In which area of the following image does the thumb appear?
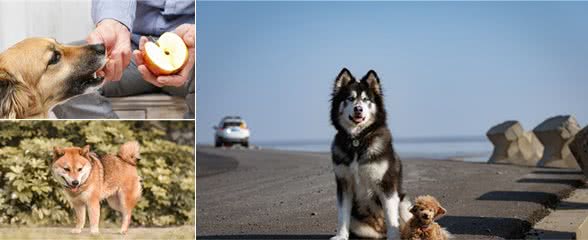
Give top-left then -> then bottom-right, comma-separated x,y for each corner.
183,31 -> 195,48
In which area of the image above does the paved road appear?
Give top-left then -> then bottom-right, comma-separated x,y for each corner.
196,146 -> 584,239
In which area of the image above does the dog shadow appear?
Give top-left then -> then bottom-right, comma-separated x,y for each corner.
438,215 -> 531,238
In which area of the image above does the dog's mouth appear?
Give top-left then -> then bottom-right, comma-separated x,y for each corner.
89,60 -> 107,84
87,72 -> 104,85
349,114 -> 365,124
62,177 -> 81,193
77,61 -> 107,92
418,216 -> 434,225
68,186 -> 80,192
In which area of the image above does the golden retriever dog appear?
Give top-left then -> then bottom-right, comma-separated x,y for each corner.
0,38 -> 106,118
401,195 -> 451,240
52,142 -> 142,234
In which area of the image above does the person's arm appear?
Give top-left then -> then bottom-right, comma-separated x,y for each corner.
91,0 -> 136,30
88,0 -> 136,81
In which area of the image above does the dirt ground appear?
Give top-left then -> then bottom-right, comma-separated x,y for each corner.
0,225 -> 194,240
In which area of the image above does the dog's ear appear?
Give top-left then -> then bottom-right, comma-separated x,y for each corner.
333,68 -> 355,93
410,205 -> 418,214
80,145 -> 90,157
53,147 -> 64,160
434,206 -> 447,220
0,69 -> 17,117
0,68 -> 32,118
361,70 -> 382,95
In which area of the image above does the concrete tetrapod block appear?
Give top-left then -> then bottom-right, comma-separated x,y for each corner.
487,120 -> 543,166
533,115 -> 581,169
570,126 -> 588,177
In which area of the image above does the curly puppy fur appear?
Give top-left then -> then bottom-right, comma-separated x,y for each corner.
401,195 -> 451,240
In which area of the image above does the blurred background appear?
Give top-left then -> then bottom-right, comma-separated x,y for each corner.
0,0 -> 92,50
0,121 -> 194,238
197,1 -> 588,161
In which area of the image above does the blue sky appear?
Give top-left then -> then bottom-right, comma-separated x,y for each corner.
197,1 -> 588,143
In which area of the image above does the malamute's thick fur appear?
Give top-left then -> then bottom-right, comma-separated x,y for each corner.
330,68 -> 411,240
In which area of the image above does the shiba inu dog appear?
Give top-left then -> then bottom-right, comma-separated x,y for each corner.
52,141 -> 142,234
329,68 -> 411,239
0,38 -> 106,118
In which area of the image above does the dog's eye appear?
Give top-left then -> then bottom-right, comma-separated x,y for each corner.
78,168 -> 82,171
362,97 -> 369,102
64,167 -> 70,172
48,51 -> 61,65
347,96 -> 355,101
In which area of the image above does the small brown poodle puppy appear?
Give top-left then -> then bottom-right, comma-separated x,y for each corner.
401,195 -> 451,240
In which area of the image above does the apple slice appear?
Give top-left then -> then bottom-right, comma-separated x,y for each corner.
143,32 -> 189,75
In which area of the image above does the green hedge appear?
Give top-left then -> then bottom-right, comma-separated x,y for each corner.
0,121 -> 195,226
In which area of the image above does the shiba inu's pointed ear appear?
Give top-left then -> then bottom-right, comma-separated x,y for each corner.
53,147 -> 64,159
334,68 -> 355,93
81,145 -> 90,156
361,70 -> 382,95
434,206 -> 447,220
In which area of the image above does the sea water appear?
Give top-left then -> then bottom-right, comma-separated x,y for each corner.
256,136 -> 492,162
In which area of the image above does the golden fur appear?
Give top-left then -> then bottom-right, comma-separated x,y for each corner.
52,141 -> 142,234
0,38 -> 105,118
401,195 -> 451,240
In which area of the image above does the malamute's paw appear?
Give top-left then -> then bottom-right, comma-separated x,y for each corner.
386,226 -> 400,240
90,228 -> 100,235
330,234 -> 349,240
120,229 -> 128,235
70,228 -> 82,234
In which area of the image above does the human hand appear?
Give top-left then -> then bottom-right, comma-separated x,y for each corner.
133,24 -> 195,87
86,19 -> 132,81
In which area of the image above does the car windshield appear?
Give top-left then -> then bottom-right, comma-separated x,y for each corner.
223,122 -> 242,128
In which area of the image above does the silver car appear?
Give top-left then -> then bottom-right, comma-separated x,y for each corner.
214,116 -> 250,147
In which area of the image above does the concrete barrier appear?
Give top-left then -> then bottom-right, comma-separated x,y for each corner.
487,120 -> 543,166
570,126 -> 588,177
533,115 -> 581,169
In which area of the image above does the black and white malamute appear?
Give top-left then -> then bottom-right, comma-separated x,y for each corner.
329,68 -> 411,240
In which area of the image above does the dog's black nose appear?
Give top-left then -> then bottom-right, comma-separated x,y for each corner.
71,180 -> 79,186
422,213 -> 429,219
354,106 -> 363,113
90,44 -> 106,55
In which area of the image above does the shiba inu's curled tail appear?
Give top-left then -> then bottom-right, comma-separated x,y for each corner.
118,141 -> 140,165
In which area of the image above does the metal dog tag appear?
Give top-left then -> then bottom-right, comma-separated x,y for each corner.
352,139 -> 360,147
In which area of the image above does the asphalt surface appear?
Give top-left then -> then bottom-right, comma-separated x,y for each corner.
196,145 -> 585,239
